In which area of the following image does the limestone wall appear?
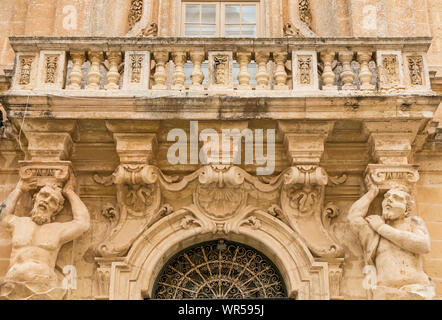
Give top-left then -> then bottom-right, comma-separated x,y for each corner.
0,0 -> 441,300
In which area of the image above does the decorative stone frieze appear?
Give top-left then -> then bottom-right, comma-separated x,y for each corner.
12,52 -> 38,90
377,50 -> 405,90
292,51 -> 318,90
37,51 -> 66,90
123,51 -> 150,90
403,53 -> 431,90
209,52 -> 233,90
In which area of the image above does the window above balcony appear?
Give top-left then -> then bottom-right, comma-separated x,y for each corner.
181,1 -> 260,37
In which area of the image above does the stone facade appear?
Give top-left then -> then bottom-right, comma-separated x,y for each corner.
0,0 -> 441,300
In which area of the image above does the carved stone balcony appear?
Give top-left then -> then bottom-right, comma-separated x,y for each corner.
2,36 -> 440,122
6,36 -> 435,94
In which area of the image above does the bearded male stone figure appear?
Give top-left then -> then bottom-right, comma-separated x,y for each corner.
0,176 -> 90,299
349,183 -> 434,299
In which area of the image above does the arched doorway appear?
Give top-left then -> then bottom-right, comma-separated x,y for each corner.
153,239 -> 287,299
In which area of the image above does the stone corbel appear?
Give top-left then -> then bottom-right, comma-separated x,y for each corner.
364,120 -> 422,192
14,119 -> 78,162
93,121 -> 164,257
12,119 -> 78,189
363,121 -> 423,165
278,121 -> 345,258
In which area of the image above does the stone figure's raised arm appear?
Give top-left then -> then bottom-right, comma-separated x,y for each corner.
58,178 -> 90,243
0,179 -> 37,229
375,216 -> 431,254
348,184 -> 379,224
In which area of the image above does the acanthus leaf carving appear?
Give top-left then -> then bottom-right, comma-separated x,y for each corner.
93,163 -> 345,260
128,0 -> 143,30
280,165 -> 345,258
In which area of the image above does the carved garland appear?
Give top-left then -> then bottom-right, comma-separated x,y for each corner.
299,0 -> 313,29
94,163 -> 346,259
128,0 -> 143,30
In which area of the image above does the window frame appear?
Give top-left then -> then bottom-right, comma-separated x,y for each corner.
181,1 -> 261,37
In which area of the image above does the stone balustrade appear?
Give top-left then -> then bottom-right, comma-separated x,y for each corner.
8,36 -> 433,94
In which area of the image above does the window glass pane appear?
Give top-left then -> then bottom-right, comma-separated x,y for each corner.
184,62 -> 193,83
242,25 -> 256,37
233,61 -> 257,84
185,5 -> 200,23
201,5 -> 216,24
226,5 -> 241,24
201,24 -> 216,37
225,25 -> 241,37
202,62 -> 209,84
249,62 -> 257,83
184,61 -> 209,84
185,24 -> 200,37
233,62 -> 240,83
241,5 -> 256,24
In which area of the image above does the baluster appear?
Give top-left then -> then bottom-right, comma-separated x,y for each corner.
255,52 -> 270,90
320,51 -> 336,90
172,51 -> 187,91
357,51 -> 375,90
237,52 -> 251,90
66,51 -> 85,90
86,51 -> 103,90
190,51 -> 205,90
273,52 -> 288,90
105,52 -> 122,90
152,51 -> 169,90
339,51 -> 355,89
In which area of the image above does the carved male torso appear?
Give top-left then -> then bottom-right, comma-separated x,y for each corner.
375,217 -> 430,288
5,216 -> 66,283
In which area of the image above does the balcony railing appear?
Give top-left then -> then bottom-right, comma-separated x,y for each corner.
7,37 -> 433,95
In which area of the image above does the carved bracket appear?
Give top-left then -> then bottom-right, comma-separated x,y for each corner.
280,165 -> 345,258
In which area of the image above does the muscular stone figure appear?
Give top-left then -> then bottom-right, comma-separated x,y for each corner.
348,183 -> 434,299
0,176 -> 90,300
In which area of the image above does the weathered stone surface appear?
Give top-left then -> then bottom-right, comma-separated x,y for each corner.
0,0 -> 441,301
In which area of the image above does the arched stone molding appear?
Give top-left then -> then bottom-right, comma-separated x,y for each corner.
107,208 -> 332,300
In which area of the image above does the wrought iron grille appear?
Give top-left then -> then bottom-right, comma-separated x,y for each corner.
153,240 -> 287,299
